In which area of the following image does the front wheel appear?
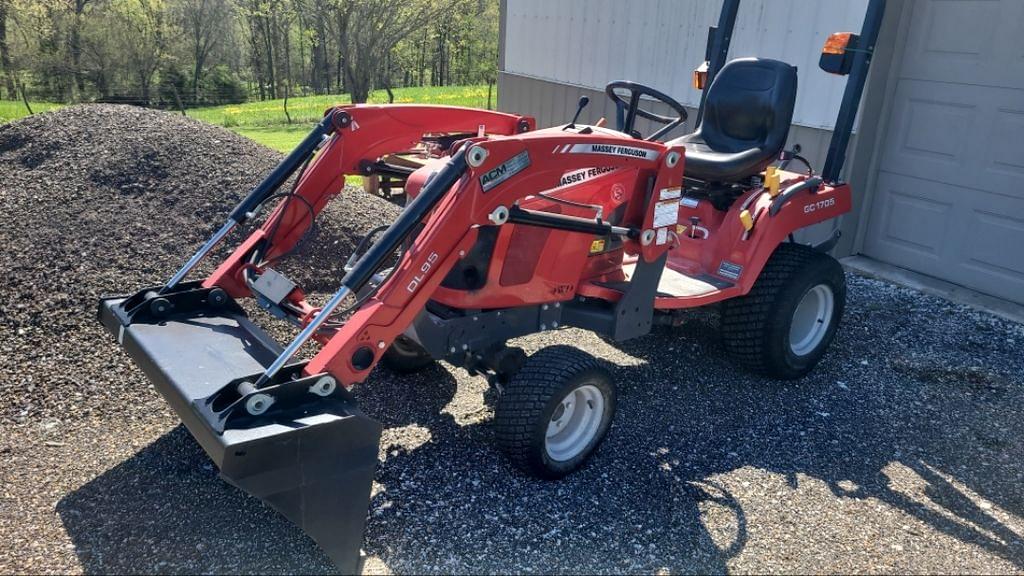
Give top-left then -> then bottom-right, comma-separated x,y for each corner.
720,243 -> 846,379
493,346 -> 616,479
380,336 -> 435,374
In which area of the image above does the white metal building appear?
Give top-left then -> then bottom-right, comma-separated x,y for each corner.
497,0 -> 1024,306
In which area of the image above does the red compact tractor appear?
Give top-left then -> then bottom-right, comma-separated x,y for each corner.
98,0 -> 885,570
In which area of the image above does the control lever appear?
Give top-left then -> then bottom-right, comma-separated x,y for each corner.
567,96 -> 590,129
687,216 -> 709,240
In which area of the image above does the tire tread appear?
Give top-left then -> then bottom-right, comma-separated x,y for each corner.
494,346 -> 607,478
720,243 -> 840,376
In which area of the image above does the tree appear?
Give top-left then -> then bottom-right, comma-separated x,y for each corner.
113,0 -> 172,102
389,0 -> 496,90
176,0 -> 232,102
0,0 -> 17,99
333,0 -> 457,103
235,0 -> 293,100
1,0 -> 499,104
79,6 -> 119,98
295,0 -> 331,94
68,0 -> 93,100
8,0 -> 76,100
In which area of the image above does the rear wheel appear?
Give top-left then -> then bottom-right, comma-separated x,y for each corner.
380,336 -> 435,374
494,346 -> 616,479
720,243 -> 846,379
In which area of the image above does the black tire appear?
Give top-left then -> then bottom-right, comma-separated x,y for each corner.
494,346 -> 616,479
720,243 -> 846,379
380,336 -> 435,374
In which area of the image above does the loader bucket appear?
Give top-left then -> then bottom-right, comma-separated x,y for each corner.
97,282 -> 382,573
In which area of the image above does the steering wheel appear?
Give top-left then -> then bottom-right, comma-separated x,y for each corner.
605,80 -> 688,141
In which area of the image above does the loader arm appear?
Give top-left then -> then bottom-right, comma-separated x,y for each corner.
206,105 -> 534,296
299,133 -> 686,382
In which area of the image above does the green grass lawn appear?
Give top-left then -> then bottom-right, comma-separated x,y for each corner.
1,84 -> 495,153
189,85 -> 495,124
194,85 -> 495,151
0,100 -> 64,123
229,125 -> 314,153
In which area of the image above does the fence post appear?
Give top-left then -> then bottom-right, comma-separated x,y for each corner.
283,79 -> 293,124
171,85 -> 187,116
20,85 -> 32,115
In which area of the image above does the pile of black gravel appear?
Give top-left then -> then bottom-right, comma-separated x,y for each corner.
0,105 -> 399,422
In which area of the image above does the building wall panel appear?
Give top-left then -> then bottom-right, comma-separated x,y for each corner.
503,0 -> 869,130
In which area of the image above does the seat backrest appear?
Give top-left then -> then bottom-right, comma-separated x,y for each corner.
698,58 -> 797,156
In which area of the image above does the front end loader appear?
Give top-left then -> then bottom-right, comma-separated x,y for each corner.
98,0 -> 885,570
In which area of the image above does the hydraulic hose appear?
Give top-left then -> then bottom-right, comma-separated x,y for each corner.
256,147 -> 469,384
162,111 -> 339,292
229,111 -> 338,224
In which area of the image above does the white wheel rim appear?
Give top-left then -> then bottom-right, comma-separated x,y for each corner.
545,384 -> 605,462
789,284 -> 835,357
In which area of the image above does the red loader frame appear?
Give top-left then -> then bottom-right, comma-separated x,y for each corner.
197,104 -> 845,389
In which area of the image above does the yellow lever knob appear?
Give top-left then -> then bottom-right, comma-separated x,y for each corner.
768,173 -> 781,197
740,209 -> 754,231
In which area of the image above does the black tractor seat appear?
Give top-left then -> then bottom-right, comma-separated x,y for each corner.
670,58 -> 797,183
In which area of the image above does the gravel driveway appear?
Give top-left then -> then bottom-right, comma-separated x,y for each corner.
1,106 -> 1022,574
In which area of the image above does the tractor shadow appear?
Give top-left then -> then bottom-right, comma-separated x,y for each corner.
57,295 -> 1024,573
55,425 -> 336,574
604,320 -> 1024,570
54,364 -> 462,575
355,303 -> 1024,572
356,348 -> 742,574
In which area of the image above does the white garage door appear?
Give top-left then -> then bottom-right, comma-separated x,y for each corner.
862,0 -> 1024,304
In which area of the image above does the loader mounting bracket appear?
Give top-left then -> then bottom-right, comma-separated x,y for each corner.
195,364 -> 351,435
410,303 -> 564,364
103,280 -> 239,325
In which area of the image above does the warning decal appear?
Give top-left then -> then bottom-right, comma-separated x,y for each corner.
653,200 -> 679,228
659,186 -> 682,200
717,260 -> 743,280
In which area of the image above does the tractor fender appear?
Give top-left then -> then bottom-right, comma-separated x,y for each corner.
719,177 -> 851,296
